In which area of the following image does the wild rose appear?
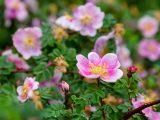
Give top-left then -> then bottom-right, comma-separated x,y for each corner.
138,39 -> 160,61
5,0 -> 28,21
17,77 -> 39,102
132,94 -> 160,120
138,16 -> 159,37
72,3 -> 104,36
2,49 -> 30,71
13,27 -> 42,60
76,52 -> 123,82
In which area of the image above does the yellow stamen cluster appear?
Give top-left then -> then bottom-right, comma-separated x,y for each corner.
80,15 -> 92,25
49,3 -> 57,14
154,11 -> 160,21
89,63 -> 108,76
65,14 -> 73,20
130,6 -> 139,17
32,91 -> 43,110
24,36 -> 34,47
114,23 -> 125,38
102,94 -> 124,105
11,1 -> 19,9
21,84 -> 30,100
148,44 -> 156,52
54,55 -> 69,73
144,22 -> 153,31
53,26 -> 68,41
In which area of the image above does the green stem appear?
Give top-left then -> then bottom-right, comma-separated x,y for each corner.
97,78 -> 106,120
127,78 -> 132,108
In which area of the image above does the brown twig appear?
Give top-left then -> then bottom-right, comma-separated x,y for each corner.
121,99 -> 160,120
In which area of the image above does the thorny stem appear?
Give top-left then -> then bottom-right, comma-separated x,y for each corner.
97,78 -> 106,120
121,99 -> 160,120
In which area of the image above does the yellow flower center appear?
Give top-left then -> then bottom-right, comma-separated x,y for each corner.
144,22 -> 153,31
11,1 -> 19,10
148,44 -> 156,52
24,36 -> 34,47
81,15 -> 92,25
21,84 -> 30,99
65,15 -> 73,20
89,63 -> 108,76
53,27 -> 68,40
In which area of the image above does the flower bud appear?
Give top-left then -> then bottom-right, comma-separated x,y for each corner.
128,66 -> 137,73
127,66 -> 137,78
61,80 -> 70,91
84,105 -> 96,113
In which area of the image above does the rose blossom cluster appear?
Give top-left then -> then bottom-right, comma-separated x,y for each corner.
56,2 -> 104,37
17,77 -> 39,102
138,16 -> 160,61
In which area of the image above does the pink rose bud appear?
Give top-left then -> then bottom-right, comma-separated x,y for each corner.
127,66 -> 137,78
61,80 -> 69,91
128,66 -> 138,73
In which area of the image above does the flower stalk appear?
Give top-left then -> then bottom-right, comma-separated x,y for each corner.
97,78 -> 106,120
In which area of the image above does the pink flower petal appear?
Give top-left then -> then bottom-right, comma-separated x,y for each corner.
88,52 -> 101,65
101,69 -> 123,82
101,53 -> 120,69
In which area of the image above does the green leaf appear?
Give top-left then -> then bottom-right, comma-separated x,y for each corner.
41,103 -> 70,119
41,23 -> 55,48
102,14 -> 117,30
0,56 -> 15,76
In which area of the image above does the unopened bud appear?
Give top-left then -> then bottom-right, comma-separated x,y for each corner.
128,66 -> 137,73
85,105 -> 96,113
127,66 -> 137,78
61,80 -> 70,91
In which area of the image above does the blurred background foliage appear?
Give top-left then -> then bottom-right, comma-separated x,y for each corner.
1,0 -> 160,120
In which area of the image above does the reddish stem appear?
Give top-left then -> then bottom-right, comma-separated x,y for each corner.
121,99 -> 160,120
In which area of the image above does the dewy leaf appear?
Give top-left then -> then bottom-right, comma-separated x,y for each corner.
41,23 -> 55,48
90,110 -> 102,120
102,14 -> 117,30
0,56 -> 15,75
41,103 -> 70,119
107,38 -> 116,53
